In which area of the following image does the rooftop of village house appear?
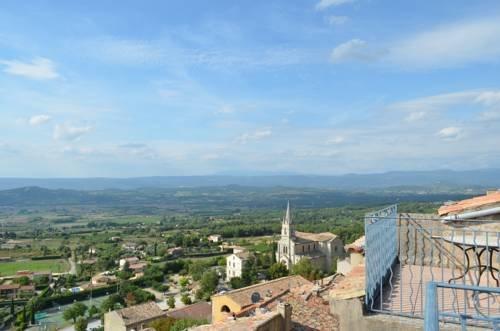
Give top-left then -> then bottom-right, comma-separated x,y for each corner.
438,190 -> 500,216
111,301 -> 165,326
212,275 -> 313,308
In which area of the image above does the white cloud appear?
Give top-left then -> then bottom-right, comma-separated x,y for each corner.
28,114 -> 51,126
388,19 -> 500,69
327,16 -> 349,25
235,128 -> 272,144
330,39 -> 379,63
216,105 -> 234,114
53,124 -> 93,141
475,91 -> 500,106
479,110 -> 500,121
437,127 -> 462,140
389,90 -> 500,113
0,57 -> 59,80
326,136 -> 345,144
405,111 -> 427,122
316,0 -> 354,10
201,153 -> 220,160
82,38 -> 164,65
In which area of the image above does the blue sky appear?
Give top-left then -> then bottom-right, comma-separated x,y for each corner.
1,0 -> 500,177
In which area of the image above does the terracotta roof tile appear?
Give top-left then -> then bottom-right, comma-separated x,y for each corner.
212,275 -> 313,308
438,191 -> 500,216
345,235 -> 365,253
330,264 -> 365,300
168,301 -> 212,322
112,301 -> 165,326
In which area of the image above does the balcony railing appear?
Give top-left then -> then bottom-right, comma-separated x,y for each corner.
424,282 -> 500,330
365,207 -> 500,329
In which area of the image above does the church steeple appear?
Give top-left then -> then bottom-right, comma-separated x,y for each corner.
281,200 -> 293,238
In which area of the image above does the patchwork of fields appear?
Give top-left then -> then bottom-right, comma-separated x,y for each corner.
0,259 -> 69,276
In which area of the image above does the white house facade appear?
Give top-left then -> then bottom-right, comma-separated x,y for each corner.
226,251 -> 250,281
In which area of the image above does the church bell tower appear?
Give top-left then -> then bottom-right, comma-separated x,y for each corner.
281,201 -> 293,238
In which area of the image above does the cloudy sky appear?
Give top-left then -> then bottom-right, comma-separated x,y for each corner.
1,0 -> 500,177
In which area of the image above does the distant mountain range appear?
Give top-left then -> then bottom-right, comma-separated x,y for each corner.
0,169 -> 498,191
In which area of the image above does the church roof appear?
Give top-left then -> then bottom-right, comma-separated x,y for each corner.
295,231 -> 337,242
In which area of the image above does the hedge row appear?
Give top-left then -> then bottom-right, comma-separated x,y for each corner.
31,255 -> 62,260
182,251 -> 227,258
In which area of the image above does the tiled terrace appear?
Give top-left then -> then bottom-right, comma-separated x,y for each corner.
380,264 -> 500,320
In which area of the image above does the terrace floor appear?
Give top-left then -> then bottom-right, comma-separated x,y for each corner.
379,264 -> 500,318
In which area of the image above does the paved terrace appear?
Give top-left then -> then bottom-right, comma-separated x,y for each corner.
381,264 -> 500,318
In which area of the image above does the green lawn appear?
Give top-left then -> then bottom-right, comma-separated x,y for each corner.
0,259 -> 69,276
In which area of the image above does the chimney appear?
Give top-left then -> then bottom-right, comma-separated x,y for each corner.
277,302 -> 292,331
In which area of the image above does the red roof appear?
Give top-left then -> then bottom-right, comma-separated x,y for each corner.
438,191 -> 500,216
168,301 -> 212,322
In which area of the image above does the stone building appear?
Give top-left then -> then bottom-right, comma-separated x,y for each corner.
103,301 -> 165,331
226,250 -> 251,281
275,202 -> 345,273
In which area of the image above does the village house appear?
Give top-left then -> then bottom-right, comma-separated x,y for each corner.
104,301 -> 165,331
119,256 -> 140,269
208,234 -> 223,243
0,284 -> 35,299
336,235 -> 365,276
92,273 -> 118,286
211,275 -> 313,322
226,250 -> 252,281
167,301 -> 212,323
129,262 -> 147,274
194,274 -> 338,330
122,242 -> 139,251
167,246 -> 183,258
276,202 -> 345,273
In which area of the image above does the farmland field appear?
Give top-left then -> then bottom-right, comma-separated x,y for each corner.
0,259 -> 70,276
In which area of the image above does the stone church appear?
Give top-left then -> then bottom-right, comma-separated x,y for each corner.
276,202 -> 345,272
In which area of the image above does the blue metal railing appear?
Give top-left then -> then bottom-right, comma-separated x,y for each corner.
364,204 -> 398,310
424,282 -> 500,331
365,207 -> 500,329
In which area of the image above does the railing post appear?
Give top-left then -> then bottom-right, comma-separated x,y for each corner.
424,282 -> 439,331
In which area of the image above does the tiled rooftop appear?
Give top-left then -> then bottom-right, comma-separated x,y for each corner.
212,275 -> 313,308
344,235 -> 365,253
113,301 -> 165,326
330,264 -> 365,300
266,292 -> 339,331
0,284 -> 20,290
234,251 -> 251,260
295,231 -> 337,242
168,301 -> 212,322
192,312 -> 282,331
438,191 -> 500,216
